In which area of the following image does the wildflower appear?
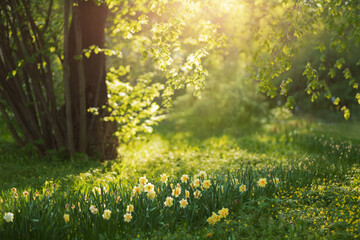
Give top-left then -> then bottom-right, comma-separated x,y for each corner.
147,190 -> 156,200
102,209 -> 111,220
89,205 -> 98,214
239,184 -> 247,192
172,187 -> 181,198
133,186 -> 142,194
4,212 -> 14,223
258,178 -> 267,187
194,190 -> 202,199
125,204 -> 133,213
164,196 -> 174,207
206,232 -> 214,238
65,203 -> 70,211
144,183 -> 154,193
11,188 -> 16,193
139,176 -> 148,185
198,171 -> 207,178
116,195 -> 121,203
78,202 -> 81,212
92,187 -> 101,195
202,180 -> 212,189
170,183 -> 174,189
160,174 -> 168,184
218,208 -> 229,218
274,178 -> 280,185
23,191 -> 29,197
207,216 -> 216,225
179,199 -> 188,208
124,213 -> 132,222
212,212 -> 221,222
193,178 -> 201,187
63,214 -> 70,223
71,204 -> 75,210
185,190 -> 190,198
181,175 -> 188,183
14,193 -> 18,199
176,183 -> 181,188
102,187 -> 108,194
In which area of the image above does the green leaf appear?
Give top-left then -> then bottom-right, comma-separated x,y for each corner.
328,68 -> 336,78
334,58 -> 345,70
285,96 -> 295,109
341,106 -> 350,120
84,52 -> 91,58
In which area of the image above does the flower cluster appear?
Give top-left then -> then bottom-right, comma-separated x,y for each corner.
207,208 -> 229,225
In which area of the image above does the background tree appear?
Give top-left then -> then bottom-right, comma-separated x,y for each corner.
0,0 -> 117,159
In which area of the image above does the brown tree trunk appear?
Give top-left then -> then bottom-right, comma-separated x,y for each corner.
67,1 -> 117,160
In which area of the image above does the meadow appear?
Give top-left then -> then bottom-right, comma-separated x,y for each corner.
1,118 -> 359,239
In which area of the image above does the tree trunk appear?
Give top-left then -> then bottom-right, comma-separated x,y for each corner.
67,1 -> 118,160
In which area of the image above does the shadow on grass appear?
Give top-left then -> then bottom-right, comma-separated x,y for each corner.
0,141 -> 106,191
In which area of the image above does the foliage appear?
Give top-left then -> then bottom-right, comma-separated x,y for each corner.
1,119 -> 360,238
246,0 -> 360,119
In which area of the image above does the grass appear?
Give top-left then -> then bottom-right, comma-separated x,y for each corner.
0,119 -> 360,239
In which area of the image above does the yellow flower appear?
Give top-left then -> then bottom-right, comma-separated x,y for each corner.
4,212 -> 14,223
63,213 -> 70,223
102,187 -> 108,194
92,187 -> 101,195
218,208 -> 229,218
198,171 -> 207,178
116,195 -> 121,203
239,184 -> 247,192
132,186 -> 141,195
124,213 -> 132,222
102,209 -> 111,220
274,178 -> 280,185
139,176 -> 148,185
126,204 -> 134,213
172,187 -> 181,198
185,190 -> 190,198
207,216 -> 216,225
181,175 -> 189,183
89,205 -> 98,214
164,196 -> 174,207
179,199 -> 188,208
170,183 -> 174,189
212,212 -> 221,222
193,178 -> 201,188
160,174 -> 168,184
23,191 -> 29,197
205,232 -> 214,238
194,190 -> 202,199
202,180 -> 212,189
144,183 -> 154,193
258,178 -> 267,187
147,190 -> 156,200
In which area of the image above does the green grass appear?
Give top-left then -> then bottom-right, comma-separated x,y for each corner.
0,119 -> 360,239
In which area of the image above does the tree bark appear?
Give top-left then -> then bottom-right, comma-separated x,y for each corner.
68,0 -> 118,160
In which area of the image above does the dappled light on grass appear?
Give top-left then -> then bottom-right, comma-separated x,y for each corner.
1,120 -> 360,238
